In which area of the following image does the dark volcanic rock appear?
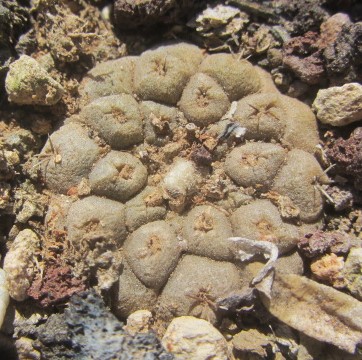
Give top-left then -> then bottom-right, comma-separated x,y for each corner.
35,290 -> 173,359
291,7 -> 325,35
279,0 -> 329,35
324,22 -> 362,85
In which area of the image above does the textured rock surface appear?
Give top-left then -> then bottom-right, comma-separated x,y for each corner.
344,247 -> 362,300
26,262 -> 87,307
35,42 -> 327,323
0,269 -> 9,328
323,21 -> 362,85
326,127 -> 362,188
0,0 -> 31,98
5,55 -> 64,105
162,316 -> 229,360
35,291 -> 173,359
310,253 -> 345,288
281,13 -> 351,86
15,337 -> 41,360
232,328 -> 269,358
312,83 -> 362,126
283,31 -> 325,85
298,230 -> 351,258
3,229 -> 40,301
125,310 -> 153,336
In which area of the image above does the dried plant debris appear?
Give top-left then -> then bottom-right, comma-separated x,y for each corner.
1,0 -> 126,117
113,0 -> 206,29
261,273 -> 362,354
32,0 -> 124,65
0,120 -> 45,248
228,236 -> 278,286
188,3 -> 284,54
13,180 -> 48,225
187,3 -> 250,50
34,290 -> 173,360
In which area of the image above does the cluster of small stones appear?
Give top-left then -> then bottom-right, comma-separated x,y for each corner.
38,42 -> 328,324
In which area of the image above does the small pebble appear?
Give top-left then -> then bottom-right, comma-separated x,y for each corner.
310,253 -> 345,288
162,316 -> 230,360
125,310 -> 153,336
3,229 -> 40,301
232,328 -> 269,358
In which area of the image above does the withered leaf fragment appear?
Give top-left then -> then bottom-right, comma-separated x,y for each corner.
260,274 -> 362,354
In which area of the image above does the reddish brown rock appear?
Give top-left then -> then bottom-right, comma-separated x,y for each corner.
27,262 -> 87,307
283,52 -> 325,84
283,32 -> 325,84
190,146 -> 213,166
317,13 -> 351,49
284,31 -> 320,57
327,127 -> 362,188
298,230 -> 352,258
282,15 -> 355,85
